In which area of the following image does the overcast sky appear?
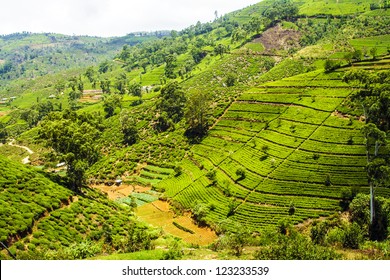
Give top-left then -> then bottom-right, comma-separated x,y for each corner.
0,0 -> 261,37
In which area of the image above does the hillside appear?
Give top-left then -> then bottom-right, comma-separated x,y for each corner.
1,0 -> 390,260
0,31 -> 166,97
0,154 -> 160,259
159,55 -> 390,231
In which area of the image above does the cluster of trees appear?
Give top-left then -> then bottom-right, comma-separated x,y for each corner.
262,0 -> 298,23
153,82 -> 211,138
38,110 -> 103,192
343,69 -> 390,239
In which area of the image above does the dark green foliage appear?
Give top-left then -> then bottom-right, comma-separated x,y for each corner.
100,79 -> 111,94
192,203 -> 210,226
206,170 -> 217,184
324,174 -> 331,186
164,54 -> 177,79
115,73 -> 128,95
262,0 -> 299,23
235,168 -> 246,180
98,61 -> 112,74
120,110 -> 138,145
352,49 -> 363,62
214,44 -> 228,57
191,48 -> 207,64
340,187 -> 358,211
162,240 -> 183,260
324,59 -> 341,73
128,83 -> 142,97
174,165 -> 182,176
154,112 -> 174,132
38,110 -> 101,191
157,82 -> 186,123
311,221 -> 328,245
342,222 -> 364,249
184,91 -> 211,138
103,94 -> 122,118
255,232 -> 340,260
172,221 -> 194,234
225,74 -> 236,87
0,123 -> 7,143
277,218 -> 292,235
288,201 -> 295,215
350,194 -> 390,241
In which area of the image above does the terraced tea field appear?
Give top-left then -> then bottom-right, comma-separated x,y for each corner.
158,56 -> 390,232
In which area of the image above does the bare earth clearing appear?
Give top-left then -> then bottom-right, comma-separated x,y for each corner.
255,25 -> 301,53
92,184 -> 218,245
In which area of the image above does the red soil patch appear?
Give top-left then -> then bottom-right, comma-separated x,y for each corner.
255,25 -> 301,53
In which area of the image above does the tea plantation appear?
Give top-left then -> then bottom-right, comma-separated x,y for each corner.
158,56 -> 390,231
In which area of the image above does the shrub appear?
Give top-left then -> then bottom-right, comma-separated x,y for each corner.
66,240 -> 102,259
340,187 -> 358,211
174,165 -> 182,177
324,174 -> 331,186
350,194 -> 390,241
255,232 -> 340,260
192,203 -> 209,226
235,168 -> 246,180
343,222 -> 364,249
162,240 -> 183,260
172,221 -> 194,234
277,218 -> 292,235
225,73 -> 236,87
206,170 -> 217,185
325,227 -> 345,247
324,59 -> 341,73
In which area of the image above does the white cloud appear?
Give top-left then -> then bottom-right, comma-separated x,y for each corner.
0,0 -> 261,37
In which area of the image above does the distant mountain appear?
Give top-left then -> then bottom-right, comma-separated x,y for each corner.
0,32 -> 166,84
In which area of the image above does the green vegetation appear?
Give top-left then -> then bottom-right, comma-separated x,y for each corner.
1,0 -> 390,260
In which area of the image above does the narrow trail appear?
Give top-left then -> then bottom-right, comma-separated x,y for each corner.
8,139 -> 34,164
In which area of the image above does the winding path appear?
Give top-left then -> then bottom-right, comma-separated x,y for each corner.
8,139 -> 34,164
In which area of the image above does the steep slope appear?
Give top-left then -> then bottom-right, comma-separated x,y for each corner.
157,53 -> 390,231
0,32 -> 162,85
0,155 -> 156,260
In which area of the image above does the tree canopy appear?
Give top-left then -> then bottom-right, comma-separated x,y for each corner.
156,82 -> 186,123
38,110 -> 102,192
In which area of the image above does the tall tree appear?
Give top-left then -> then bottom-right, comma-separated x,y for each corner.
0,123 -> 7,144
184,91 -> 211,137
84,67 -> 97,84
157,82 -> 186,123
103,94 -> 122,118
115,73 -> 128,95
128,82 -> 142,97
164,54 -> 177,79
120,110 -> 139,145
214,44 -> 228,57
344,70 -> 390,230
38,111 -> 100,192
100,79 -> 111,94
